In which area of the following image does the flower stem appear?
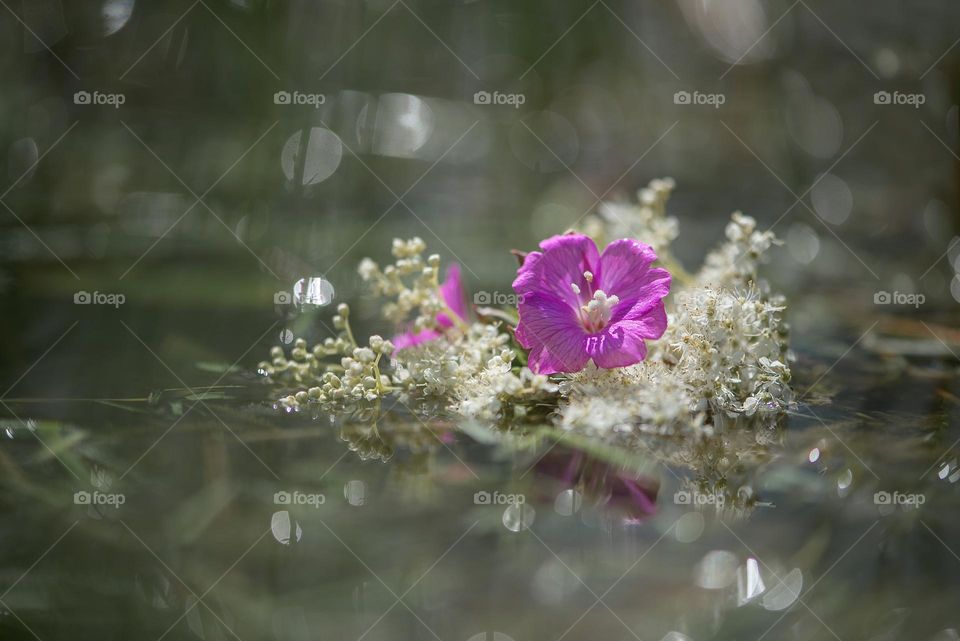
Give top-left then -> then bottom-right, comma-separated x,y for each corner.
441,303 -> 471,333
343,317 -> 359,348
372,352 -> 385,394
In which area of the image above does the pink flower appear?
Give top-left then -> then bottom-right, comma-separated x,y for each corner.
512,234 -> 671,374
393,264 -> 468,350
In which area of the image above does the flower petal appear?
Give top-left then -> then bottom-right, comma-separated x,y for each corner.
599,239 -> 670,323
586,302 -> 667,369
598,239 -> 670,302
513,234 -> 601,306
439,263 -> 467,320
512,250 -> 544,295
620,300 -> 668,339
609,267 -> 671,322
515,291 -> 590,374
392,327 -> 442,351
392,264 -> 465,349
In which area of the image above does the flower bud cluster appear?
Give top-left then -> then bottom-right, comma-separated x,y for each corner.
580,177 -> 679,258
665,285 -> 791,416
698,212 -> 779,287
358,237 -> 449,331
258,303 -> 396,412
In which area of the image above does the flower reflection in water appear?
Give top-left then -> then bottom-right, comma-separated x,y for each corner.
534,449 -> 660,524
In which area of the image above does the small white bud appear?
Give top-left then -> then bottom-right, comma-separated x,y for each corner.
354,347 -> 376,363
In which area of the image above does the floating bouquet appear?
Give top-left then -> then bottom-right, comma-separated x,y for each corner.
259,178 -> 793,442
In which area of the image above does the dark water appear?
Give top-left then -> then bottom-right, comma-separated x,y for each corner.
2,301 -> 959,641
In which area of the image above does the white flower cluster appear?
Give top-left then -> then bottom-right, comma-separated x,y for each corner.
580,177 -> 679,261
662,286 -> 791,416
266,238 -> 554,417
559,180 -> 792,437
257,303 -> 396,411
391,322 -> 504,399
263,180 -> 792,441
559,362 -> 702,436
359,237 -> 558,418
391,322 -> 557,420
454,355 -> 558,422
698,211 -> 780,288
358,237 -> 462,332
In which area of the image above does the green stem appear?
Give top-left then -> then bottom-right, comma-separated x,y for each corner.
441,303 -> 471,333
343,316 -> 359,348
372,353 -> 385,394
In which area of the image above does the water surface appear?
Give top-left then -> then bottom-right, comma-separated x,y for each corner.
2,302 -> 959,641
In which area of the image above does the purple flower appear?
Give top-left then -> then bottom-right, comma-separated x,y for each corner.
393,264 -> 468,350
512,234 -> 671,374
